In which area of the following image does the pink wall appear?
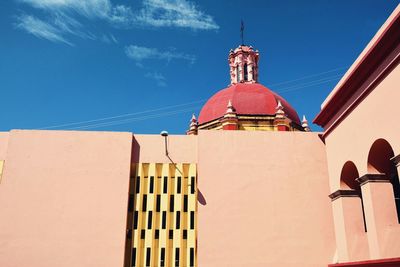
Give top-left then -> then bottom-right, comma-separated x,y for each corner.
132,134 -> 197,163
197,130 -> 336,267
325,68 -> 400,262
0,130 -> 132,267
325,66 -> 400,191
318,5 -> 400,262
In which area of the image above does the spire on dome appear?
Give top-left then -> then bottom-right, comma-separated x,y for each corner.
221,100 -> 238,130
302,115 -> 311,132
275,100 -> 286,119
186,114 -> 198,135
226,100 -> 235,114
228,44 -> 259,85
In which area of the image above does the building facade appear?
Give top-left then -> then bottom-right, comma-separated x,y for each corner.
0,5 -> 399,267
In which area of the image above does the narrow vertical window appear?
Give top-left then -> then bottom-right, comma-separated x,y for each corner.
170,195 -> 174,212
236,66 -> 240,83
142,195 -> 147,211
132,248 -> 136,267
146,248 -> 151,267
177,176 -> 181,194
148,211 -> 153,229
169,230 -> 173,239
244,63 -> 248,81
175,248 -> 180,267
163,176 -> 168,193
190,211 -> 194,229
176,211 -> 180,229
183,195 -> 188,212
190,176 -> 195,194
162,211 -> 166,229
141,229 -> 145,239
149,176 -> 154,193
136,176 -> 140,193
183,230 -> 187,239
155,229 -> 159,239
156,195 -> 161,212
133,211 -> 138,229
160,248 -> 165,267
128,194 -> 134,212
190,248 -> 194,267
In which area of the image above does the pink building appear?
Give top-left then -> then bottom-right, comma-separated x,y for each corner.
0,5 -> 399,267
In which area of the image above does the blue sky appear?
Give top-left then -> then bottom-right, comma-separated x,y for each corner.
0,0 -> 398,134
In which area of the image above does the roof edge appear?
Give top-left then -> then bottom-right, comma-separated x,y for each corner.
314,4 -> 400,127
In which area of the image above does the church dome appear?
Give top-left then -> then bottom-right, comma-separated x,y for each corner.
186,44 -> 307,134
198,83 -> 300,125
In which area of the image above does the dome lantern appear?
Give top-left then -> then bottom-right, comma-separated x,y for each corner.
229,45 -> 259,84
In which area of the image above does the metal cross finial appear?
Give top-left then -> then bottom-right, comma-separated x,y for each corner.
240,20 -> 244,45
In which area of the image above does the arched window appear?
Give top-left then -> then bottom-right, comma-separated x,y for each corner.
340,161 -> 367,231
367,139 -> 400,223
243,63 -> 248,81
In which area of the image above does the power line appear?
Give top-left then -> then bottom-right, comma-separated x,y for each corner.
268,66 -> 347,87
276,74 -> 343,93
38,99 -> 207,130
67,106 -> 203,130
36,66 -> 347,130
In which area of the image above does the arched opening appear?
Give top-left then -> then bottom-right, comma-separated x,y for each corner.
340,161 -> 367,231
243,63 -> 248,81
367,138 -> 400,223
340,161 -> 360,190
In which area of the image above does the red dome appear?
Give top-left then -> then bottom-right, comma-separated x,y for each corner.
198,83 -> 300,125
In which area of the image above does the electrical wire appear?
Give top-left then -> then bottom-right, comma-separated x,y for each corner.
36,66 -> 347,130
38,99 -> 207,130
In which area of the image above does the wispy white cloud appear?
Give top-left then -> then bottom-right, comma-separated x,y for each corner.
101,33 -> 118,44
145,71 -> 167,87
15,14 -> 74,46
18,0 -> 134,25
15,0 -> 133,45
137,0 -> 219,30
52,12 -> 96,40
125,45 -> 196,66
15,0 -> 218,48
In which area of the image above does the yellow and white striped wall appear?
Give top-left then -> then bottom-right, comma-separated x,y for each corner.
125,163 -> 197,267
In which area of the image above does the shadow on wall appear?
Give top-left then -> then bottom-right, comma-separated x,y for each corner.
132,134 -> 208,206
131,136 -> 140,163
166,153 -> 207,206
198,189 -> 207,206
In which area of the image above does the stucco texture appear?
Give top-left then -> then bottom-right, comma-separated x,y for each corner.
0,130 -> 132,267
196,130 -> 336,267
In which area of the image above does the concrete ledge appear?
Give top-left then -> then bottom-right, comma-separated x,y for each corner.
328,257 -> 400,267
329,189 -> 360,201
356,173 -> 389,186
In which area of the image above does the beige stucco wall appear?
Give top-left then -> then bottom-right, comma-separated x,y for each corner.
197,130 -> 336,267
0,130 -> 132,267
133,134 -> 197,163
324,64 -> 400,262
0,130 -> 336,266
325,65 -> 400,191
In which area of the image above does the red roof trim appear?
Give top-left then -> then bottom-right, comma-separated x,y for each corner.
328,257 -> 400,267
313,11 -> 400,131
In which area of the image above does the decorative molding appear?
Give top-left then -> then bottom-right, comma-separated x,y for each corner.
329,189 -> 360,201
328,256 -> 400,267
313,11 -> 400,135
356,173 -> 390,186
391,154 -> 400,167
